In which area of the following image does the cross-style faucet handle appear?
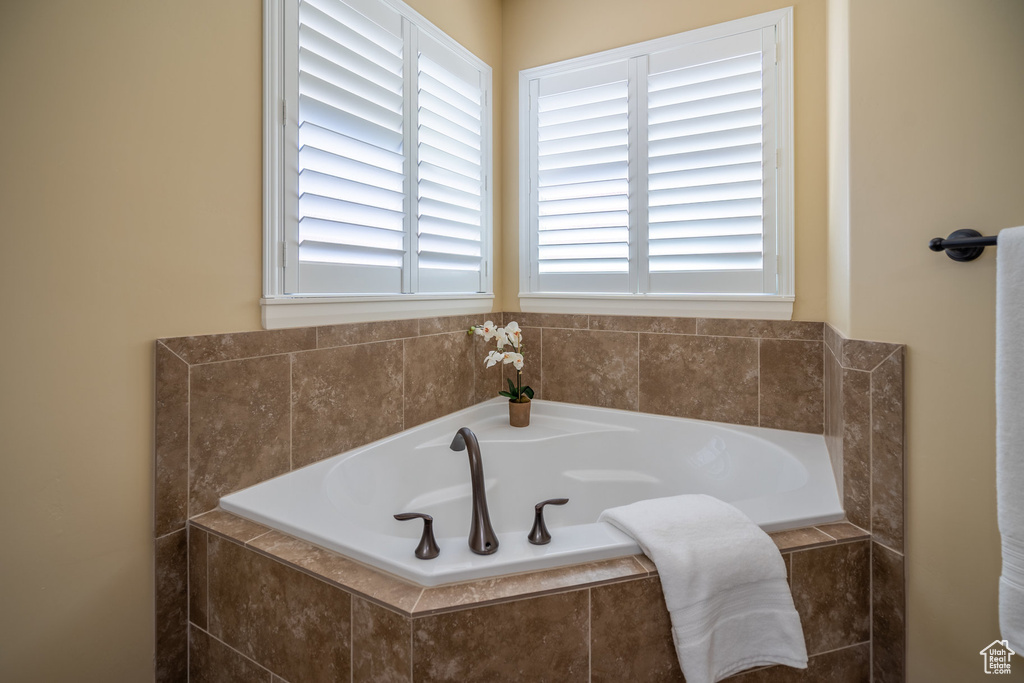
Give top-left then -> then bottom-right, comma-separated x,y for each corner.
528,498 -> 569,545
394,512 -> 440,560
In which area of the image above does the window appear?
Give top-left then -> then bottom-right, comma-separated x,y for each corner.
519,9 -> 793,318
263,0 -> 493,327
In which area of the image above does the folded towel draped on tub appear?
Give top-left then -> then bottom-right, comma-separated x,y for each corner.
998,226 -> 1024,651
599,494 -> 807,683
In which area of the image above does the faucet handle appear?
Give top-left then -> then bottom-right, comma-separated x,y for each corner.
528,498 -> 569,545
394,512 -> 440,560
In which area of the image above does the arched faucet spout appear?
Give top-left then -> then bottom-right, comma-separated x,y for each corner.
449,427 -> 499,555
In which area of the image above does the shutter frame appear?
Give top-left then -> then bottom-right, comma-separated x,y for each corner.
271,0 -> 491,297
416,30 -> 487,293
519,8 -> 793,302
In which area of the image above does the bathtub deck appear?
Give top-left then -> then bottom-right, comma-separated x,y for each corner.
190,507 -> 869,617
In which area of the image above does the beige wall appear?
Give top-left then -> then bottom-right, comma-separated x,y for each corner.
0,2 -> 261,679
0,1 -> 499,680
500,0 -> 829,319
842,0 -> 1024,680
825,0 -> 850,333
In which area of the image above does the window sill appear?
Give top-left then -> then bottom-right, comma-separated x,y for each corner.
261,293 -> 495,329
518,293 -> 794,320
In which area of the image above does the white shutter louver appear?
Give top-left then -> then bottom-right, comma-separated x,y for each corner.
533,63 -> 631,293
647,30 -> 771,293
522,17 -> 787,300
416,34 -> 486,293
294,0 -> 406,294
270,0 -> 493,305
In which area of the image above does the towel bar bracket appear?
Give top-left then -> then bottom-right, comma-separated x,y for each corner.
929,228 -> 994,262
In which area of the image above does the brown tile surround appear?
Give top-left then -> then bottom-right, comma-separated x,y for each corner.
187,510 -> 876,682
824,323 -> 906,681
155,314 -> 905,681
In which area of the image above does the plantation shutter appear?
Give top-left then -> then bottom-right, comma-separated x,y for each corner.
416,33 -> 487,293
646,28 -> 776,294
530,61 -> 631,293
293,0 -> 406,294
523,21 -> 782,298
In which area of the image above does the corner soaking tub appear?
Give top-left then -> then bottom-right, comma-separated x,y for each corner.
220,398 -> 843,586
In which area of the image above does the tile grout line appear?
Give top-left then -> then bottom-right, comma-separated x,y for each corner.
410,578 -> 645,619
869,541 -> 875,682
409,612 -> 415,682
156,340 -> 188,368
869,365 -> 875,543
587,587 -> 592,683
155,527 -> 187,542
785,537 -> 870,555
242,529 -> 275,546
186,525 -> 191,682
757,338 -> 762,427
409,587 -> 425,615
289,355 -> 294,472
539,327 -> 544,400
350,598 -> 353,683
187,363 -> 192,524
205,529 -> 210,651
869,346 -> 903,374
402,340 -> 407,431
197,624 -> 275,678
157,340 -> 191,367
808,640 -> 873,658
873,539 -> 905,558
169,342 -> 317,367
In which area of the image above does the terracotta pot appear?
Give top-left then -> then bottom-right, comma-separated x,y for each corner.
508,398 -> 531,428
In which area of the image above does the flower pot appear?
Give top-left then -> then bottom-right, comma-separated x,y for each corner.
508,398 -> 531,428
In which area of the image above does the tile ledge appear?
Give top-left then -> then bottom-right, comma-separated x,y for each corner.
190,511 -> 656,615
770,521 -> 872,553
190,511 -> 871,614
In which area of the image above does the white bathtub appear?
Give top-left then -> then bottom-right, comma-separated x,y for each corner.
220,398 -> 843,586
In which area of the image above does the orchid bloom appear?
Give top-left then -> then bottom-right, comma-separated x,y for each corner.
504,321 -> 522,348
475,320 -> 496,340
472,320 -> 532,404
494,327 -> 510,349
498,351 -> 524,370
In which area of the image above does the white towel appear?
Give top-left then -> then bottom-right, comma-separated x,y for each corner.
998,226 -> 1024,651
599,494 -> 807,683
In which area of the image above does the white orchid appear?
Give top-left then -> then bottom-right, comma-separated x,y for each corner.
494,327 -> 510,349
470,319 -> 534,404
475,320 -> 497,340
504,321 -> 522,347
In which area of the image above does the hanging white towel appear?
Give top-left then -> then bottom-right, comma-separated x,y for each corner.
599,494 -> 807,683
998,226 -> 1024,651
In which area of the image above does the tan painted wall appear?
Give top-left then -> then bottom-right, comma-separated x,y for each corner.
0,1 -> 499,680
825,0 -> 850,333
500,0 -> 829,319
843,0 -> 1024,680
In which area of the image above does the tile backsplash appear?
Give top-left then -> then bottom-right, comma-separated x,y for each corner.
157,313 -> 832,534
